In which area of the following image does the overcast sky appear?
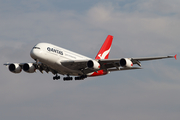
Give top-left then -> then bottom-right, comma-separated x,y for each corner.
0,0 -> 180,120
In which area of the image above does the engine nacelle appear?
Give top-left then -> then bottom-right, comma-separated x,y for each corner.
23,63 -> 36,73
120,58 -> 133,68
9,63 -> 22,73
87,60 -> 100,70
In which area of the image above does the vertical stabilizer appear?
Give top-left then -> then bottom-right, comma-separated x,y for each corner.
95,35 -> 113,59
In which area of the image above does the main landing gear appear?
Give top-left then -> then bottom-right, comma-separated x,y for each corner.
53,74 -> 60,80
63,77 -> 73,81
52,75 -> 87,81
75,75 -> 87,80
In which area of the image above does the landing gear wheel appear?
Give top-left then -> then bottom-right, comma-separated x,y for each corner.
75,75 -> 87,80
63,77 -> 73,81
53,74 -> 60,80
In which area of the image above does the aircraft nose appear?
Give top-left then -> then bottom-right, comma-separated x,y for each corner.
30,48 -> 36,59
30,47 -> 41,59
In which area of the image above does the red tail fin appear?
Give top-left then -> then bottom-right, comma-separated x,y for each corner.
95,35 -> 113,59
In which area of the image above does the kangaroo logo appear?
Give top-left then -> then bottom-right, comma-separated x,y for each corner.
98,48 -> 111,59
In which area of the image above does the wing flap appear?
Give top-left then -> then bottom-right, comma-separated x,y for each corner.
108,67 -> 142,71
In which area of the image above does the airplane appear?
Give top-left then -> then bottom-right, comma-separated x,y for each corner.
4,35 -> 177,81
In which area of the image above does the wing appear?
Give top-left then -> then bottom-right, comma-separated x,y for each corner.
34,62 -> 58,74
131,54 -> 177,66
133,55 -> 176,61
60,54 -> 176,74
99,54 -> 176,67
4,62 -> 58,75
61,60 -> 95,74
4,55 -> 176,75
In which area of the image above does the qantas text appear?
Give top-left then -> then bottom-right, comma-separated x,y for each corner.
47,47 -> 63,55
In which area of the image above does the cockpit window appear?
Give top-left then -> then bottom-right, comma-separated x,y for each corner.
33,47 -> 40,49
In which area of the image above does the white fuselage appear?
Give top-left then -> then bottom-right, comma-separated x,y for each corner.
4,35 -> 175,80
30,43 -> 92,76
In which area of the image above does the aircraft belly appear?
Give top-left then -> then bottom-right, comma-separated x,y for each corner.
54,62 -> 81,76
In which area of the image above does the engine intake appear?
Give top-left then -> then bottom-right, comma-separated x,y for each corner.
9,63 -> 22,73
120,58 -> 133,68
23,63 -> 36,73
87,60 -> 100,70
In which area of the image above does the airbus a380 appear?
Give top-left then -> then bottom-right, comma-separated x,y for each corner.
4,35 -> 177,81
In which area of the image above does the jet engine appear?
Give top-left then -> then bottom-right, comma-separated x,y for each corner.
120,58 -> 133,67
23,63 -> 36,73
8,63 -> 22,73
87,60 -> 100,70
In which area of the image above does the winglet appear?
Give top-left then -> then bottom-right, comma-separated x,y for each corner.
174,54 -> 177,60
